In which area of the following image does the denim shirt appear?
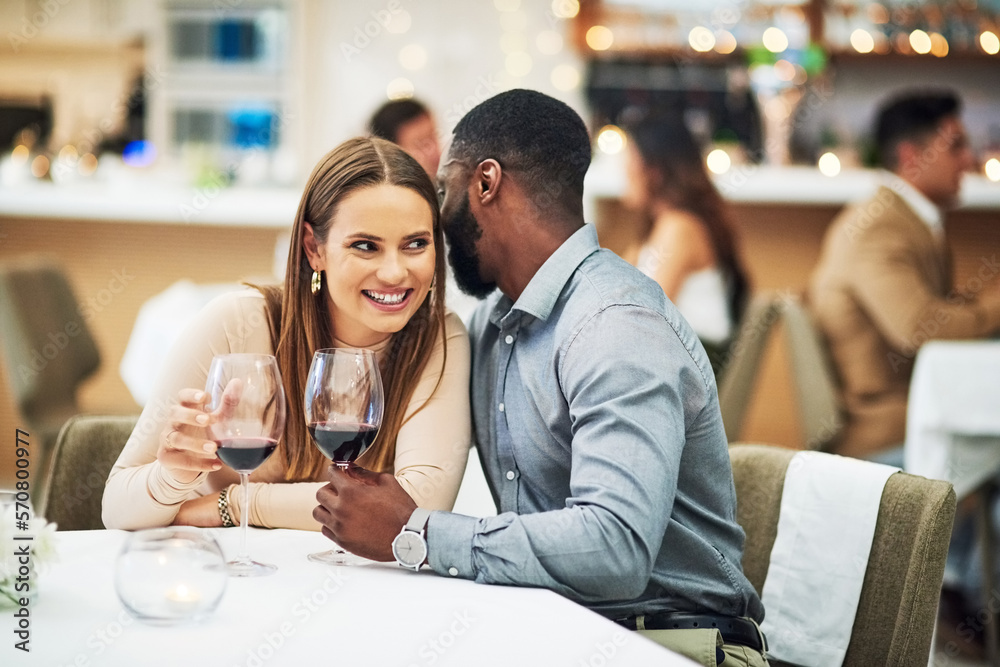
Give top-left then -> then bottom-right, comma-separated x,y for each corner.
427,225 -> 764,622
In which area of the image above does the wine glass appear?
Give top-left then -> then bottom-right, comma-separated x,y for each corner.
304,347 -> 384,565
205,353 -> 286,577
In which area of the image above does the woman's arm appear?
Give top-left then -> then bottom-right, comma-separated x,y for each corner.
216,311 -> 472,529
102,291 -> 265,530
393,311 -> 472,510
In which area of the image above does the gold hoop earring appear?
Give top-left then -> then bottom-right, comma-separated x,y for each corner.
311,270 -> 322,295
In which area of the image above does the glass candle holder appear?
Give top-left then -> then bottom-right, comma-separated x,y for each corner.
115,527 -> 227,625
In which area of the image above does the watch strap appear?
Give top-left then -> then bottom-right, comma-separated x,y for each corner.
405,507 -> 431,534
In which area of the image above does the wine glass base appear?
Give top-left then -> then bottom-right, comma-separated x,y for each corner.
307,549 -> 372,566
226,559 -> 277,577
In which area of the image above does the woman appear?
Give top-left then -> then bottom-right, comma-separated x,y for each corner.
103,137 -> 471,530
622,114 -> 750,371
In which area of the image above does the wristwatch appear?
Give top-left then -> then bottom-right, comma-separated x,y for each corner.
392,507 -> 431,571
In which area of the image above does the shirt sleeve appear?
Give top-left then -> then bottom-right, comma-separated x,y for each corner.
426,306 -> 689,603
102,290 -> 265,530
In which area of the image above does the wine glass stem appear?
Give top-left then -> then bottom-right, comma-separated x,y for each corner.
238,471 -> 250,563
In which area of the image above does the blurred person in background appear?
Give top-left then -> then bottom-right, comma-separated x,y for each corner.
369,98 -> 442,178
621,114 -> 750,374
809,90 -> 1000,465
809,90 -> 1000,658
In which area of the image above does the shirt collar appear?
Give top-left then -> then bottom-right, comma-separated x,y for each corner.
881,170 -> 943,239
488,224 -> 599,326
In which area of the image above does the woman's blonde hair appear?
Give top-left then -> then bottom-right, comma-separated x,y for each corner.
256,136 -> 446,479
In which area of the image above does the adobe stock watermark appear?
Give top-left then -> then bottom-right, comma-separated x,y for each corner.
7,0 -> 72,52
16,267 -> 135,384
404,610 -> 476,667
339,0 -> 412,63
233,568 -> 351,667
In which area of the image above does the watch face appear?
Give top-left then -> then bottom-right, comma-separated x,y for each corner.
392,531 -> 427,568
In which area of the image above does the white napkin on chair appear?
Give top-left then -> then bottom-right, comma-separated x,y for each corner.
759,450 -> 897,667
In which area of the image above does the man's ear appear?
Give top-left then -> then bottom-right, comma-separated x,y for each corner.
302,223 -> 323,270
476,159 -> 502,206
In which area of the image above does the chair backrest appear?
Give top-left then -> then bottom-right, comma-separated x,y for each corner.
718,291 -> 843,450
0,257 -> 101,439
39,415 -> 138,530
730,444 -> 956,667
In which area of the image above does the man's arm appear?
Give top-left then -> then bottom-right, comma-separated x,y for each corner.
426,306 -> 691,602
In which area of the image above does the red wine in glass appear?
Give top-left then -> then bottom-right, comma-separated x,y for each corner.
304,348 -> 384,565
215,437 -> 279,473
205,353 -> 286,577
307,422 -> 377,467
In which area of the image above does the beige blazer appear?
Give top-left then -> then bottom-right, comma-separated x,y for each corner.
808,187 -> 1000,459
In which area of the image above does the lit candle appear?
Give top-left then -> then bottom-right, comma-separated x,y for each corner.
165,584 -> 201,614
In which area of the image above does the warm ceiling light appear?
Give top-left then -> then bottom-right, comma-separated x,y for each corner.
714,30 -> 737,55
706,149 -> 732,175
586,25 -> 614,51
596,125 -> 625,154
552,0 -> 579,19
850,29 -> 875,54
981,31 -> 1000,55
909,29 -> 932,54
762,27 -> 788,53
386,77 -> 414,100
688,27 -> 715,52
986,158 -> 1000,182
818,152 -> 841,177
929,32 -> 949,57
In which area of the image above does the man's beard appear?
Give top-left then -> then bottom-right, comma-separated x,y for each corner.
443,193 -> 496,299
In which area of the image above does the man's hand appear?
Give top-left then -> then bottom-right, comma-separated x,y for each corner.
313,466 -> 418,562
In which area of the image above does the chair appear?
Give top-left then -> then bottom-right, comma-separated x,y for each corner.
39,414 -> 138,530
717,291 -> 843,450
0,257 -> 101,452
730,443 -> 956,667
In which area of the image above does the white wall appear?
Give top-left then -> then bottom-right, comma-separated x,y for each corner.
296,0 -> 587,175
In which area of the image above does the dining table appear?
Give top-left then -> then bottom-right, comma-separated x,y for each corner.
1,527 -> 688,666
904,339 -> 1000,664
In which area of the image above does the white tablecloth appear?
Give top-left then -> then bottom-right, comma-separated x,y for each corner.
1,528 -> 686,666
905,340 -> 1000,499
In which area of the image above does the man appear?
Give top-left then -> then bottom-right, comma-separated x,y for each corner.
810,90 -> 1000,463
368,98 -> 441,177
316,89 -> 766,666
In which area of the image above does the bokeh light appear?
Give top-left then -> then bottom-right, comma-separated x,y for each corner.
818,152 -> 841,177
386,77 -> 415,99
11,145 -> 29,164
596,125 -> 625,154
552,0 -> 580,19
30,155 -> 49,178
909,29 -> 932,54
505,51 -> 533,77
762,27 -> 788,53
399,44 -> 428,70
536,30 -> 563,55
586,25 -> 614,51
981,31 -> 1000,55
850,29 -> 875,54
714,30 -> 737,55
986,158 -> 1000,182
688,27 -> 715,53
706,149 -> 732,175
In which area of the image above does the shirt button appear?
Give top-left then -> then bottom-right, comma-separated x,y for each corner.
505,334 -> 514,344
448,567 -> 459,577
506,470 -> 515,481
498,403 -> 505,412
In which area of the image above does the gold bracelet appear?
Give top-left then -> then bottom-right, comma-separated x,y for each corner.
217,488 -> 235,527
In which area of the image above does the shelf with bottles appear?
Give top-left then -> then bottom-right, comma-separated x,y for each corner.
823,0 -> 1000,59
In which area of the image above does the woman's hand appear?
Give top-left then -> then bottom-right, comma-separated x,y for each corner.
156,388 -> 222,484
172,492 -> 225,527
